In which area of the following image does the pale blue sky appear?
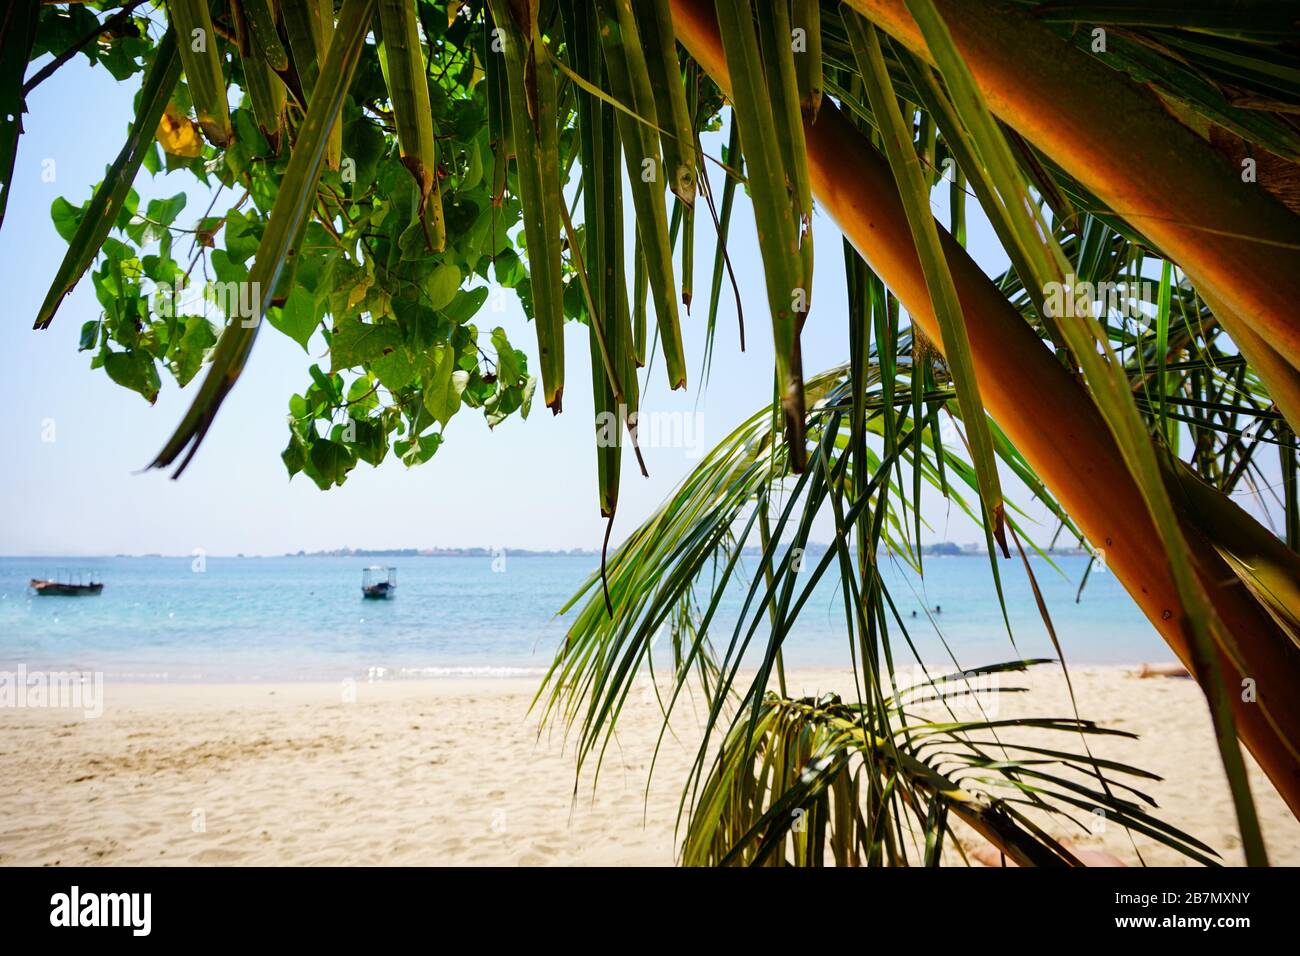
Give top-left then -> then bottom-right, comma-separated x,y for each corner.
2,45 -> 1253,558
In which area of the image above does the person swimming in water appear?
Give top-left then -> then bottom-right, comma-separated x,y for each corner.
935,605 -> 942,614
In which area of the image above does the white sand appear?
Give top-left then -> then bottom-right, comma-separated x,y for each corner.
0,667 -> 1296,866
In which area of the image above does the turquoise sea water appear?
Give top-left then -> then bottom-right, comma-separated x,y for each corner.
0,553 -> 1166,681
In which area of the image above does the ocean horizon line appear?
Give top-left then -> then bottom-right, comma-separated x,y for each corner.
1,541 -> 1096,561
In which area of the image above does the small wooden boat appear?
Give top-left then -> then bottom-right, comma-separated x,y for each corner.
361,565 -> 396,600
30,578 -> 103,596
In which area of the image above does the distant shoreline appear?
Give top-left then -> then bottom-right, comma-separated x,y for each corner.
1,543 -> 1097,560
3,550 -> 601,560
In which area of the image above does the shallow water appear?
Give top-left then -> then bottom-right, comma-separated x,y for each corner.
0,552 -> 1166,681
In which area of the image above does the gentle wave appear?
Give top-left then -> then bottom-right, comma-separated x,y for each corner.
382,665 -> 548,679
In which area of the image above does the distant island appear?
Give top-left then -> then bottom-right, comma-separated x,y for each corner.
285,547 -> 598,558
19,540 -> 1095,560
281,540 -> 1094,559
917,541 -> 1092,557
922,541 -> 978,556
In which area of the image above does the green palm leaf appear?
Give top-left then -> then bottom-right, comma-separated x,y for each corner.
151,0 -> 377,474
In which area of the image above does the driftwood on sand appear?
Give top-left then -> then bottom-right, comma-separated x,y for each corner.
1135,663 -> 1192,679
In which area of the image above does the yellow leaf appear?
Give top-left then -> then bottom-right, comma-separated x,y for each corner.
346,272 -> 373,309
467,50 -> 485,92
448,1 -> 465,27
157,103 -> 204,158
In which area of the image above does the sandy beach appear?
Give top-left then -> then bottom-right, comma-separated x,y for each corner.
1,666 -> 1296,866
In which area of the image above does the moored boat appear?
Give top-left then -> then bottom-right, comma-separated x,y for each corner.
30,578 -> 103,596
361,566 -> 396,600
